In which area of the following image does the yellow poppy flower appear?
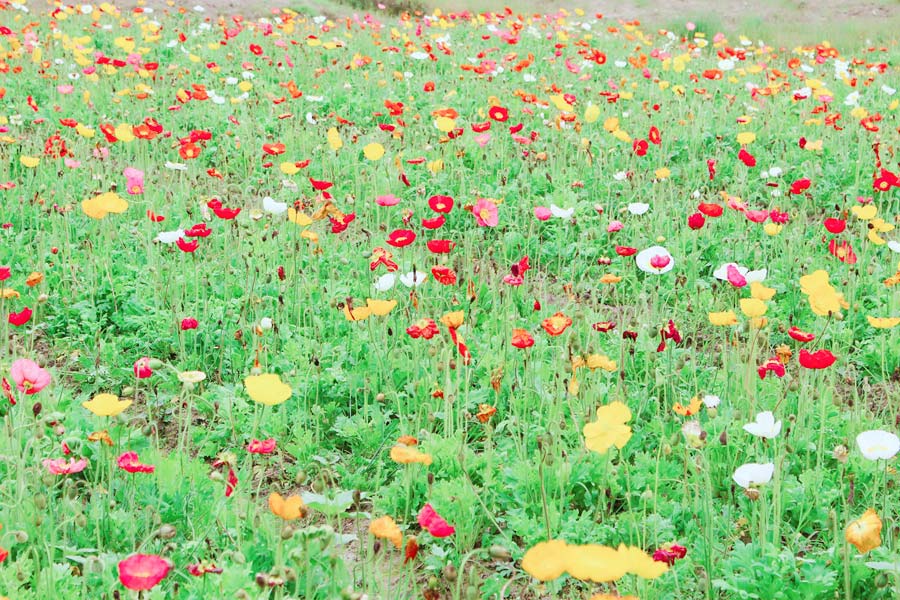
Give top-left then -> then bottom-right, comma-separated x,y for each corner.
750,282 -> 776,301
439,310 -> 464,329
244,373 -> 292,406
583,401 -> 632,454
867,316 -> 900,329
1,288 -> 20,300
599,273 -> 622,284
867,217 -> 894,245
709,310 -> 738,326
82,393 -> 132,417
369,516 -> 403,549
736,131 -> 756,145
366,298 -> 397,317
763,223 -> 783,236
739,298 -> 767,318
287,207 -> 312,226
363,142 -> 385,160
522,540 -> 667,583
20,156 -> 40,168
268,492 -> 306,520
850,204 -> 877,220
845,508 -> 882,554
521,540 -> 570,582
389,444 -> 433,466
344,304 -> 371,321
81,191 -> 128,220
584,354 -> 617,372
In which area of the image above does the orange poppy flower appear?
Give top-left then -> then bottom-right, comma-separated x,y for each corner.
541,312 -> 572,336
268,492 -> 306,520
673,396 -> 703,416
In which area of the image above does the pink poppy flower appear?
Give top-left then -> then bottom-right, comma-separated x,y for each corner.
64,158 -> 81,169
123,167 -> 144,195
133,357 -> 152,379
57,84 -> 74,94
726,264 -> 747,287
181,317 -> 199,330
417,503 -> 455,537
118,554 -> 172,591
475,133 -> 491,147
533,206 -> 552,221
473,198 -> 498,227
117,451 -> 156,474
607,220 -> 624,233
375,194 -> 401,207
248,438 -> 277,454
43,457 -> 88,475
10,359 -> 50,395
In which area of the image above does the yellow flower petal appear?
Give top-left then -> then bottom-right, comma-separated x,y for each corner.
439,310 -> 464,329
851,204 -> 877,220
521,540 -> 570,582
327,127 -> 343,151
583,401 -> 632,454
363,142 -> 385,160
366,298 -> 397,317
369,516 -> 403,549
736,131 -> 756,145
739,298 -> 767,318
20,156 -> 40,168
82,393 -> 132,417
867,316 -> 900,329
709,310 -> 738,326
244,373 -> 292,406
750,282 -> 776,301
846,508 -> 882,554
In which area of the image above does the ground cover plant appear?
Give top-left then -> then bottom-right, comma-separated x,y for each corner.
0,1 -> 899,598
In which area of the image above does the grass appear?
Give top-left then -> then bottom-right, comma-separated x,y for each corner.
0,1 -> 899,599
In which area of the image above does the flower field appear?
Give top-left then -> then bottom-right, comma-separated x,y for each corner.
0,1 -> 899,598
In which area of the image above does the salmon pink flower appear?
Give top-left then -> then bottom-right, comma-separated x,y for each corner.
473,198 -> 498,227
8,307 -> 32,327
117,451 -> 156,474
745,210 -> 769,223
123,167 -> 144,195
248,438 -> 277,454
10,359 -> 50,395
43,457 -> 88,475
788,326 -> 815,343
799,348 -> 836,369
118,554 -> 172,591
417,503 -> 455,537
386,229 -> 416,248
376,194 -> 401,207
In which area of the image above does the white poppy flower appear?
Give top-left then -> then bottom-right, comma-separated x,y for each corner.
399,271 -> 426,288
550,204 -> 574,219
259,317 -> 273,330
627,202 -> 650,215
856,430 -> 900,460
409,52 -> 429,60
155,229 -> 185,244
743,411 -> 782,439
263,197 -> 288,215
718,59 -> 734,71
613,171 -> 629,181
702,395 -> 721,408
374,273 -> 396,292
882,85 -> 896,96
523,73 -> 536,83
714,263 -> 747,280
635,246 -> 674,275
164,161 -> 187,171
887,241 -> 900,253
746,269 -> 767,283
769,166 -> 783,177
733,463 -> 774,489
844,91 -> 860,106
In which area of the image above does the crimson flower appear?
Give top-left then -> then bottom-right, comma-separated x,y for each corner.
8,307 -> 32,327
417,503 -> 455,537
207,198 -> 240,220
824,218 -> 846,233
758,357 -> 786,379
421,215 -> 446,229
653,543 -> 687,566
184,223 -> 212,237
488,106 -> 508,122
615,246 -> 637,257
738,147 -> 756,167
309,178 -> 333,191
386,229 -> 416,248
592,321 -> 616,332
181,317 -> 199,330
117,451 -> 155,474
248,438 -> 277,454
788,326 -> 815,343
118,554 -> 172,591
799,349 -> 836,369
632,138 -> 648,156
133,357 -> 153,379
687,212 -> 705,230
406,318 -> 439,339
330,213 -> 355,234
828,239 -> 857,264
789,178 -> 811,195
511,328 -> 534,348
648,125 -> 661,145
657,320 -> 682,352
0,266 -> 9,281
431,266 -> 456,285
428,195 -> 454,213
426,239 -> 455,254
707,159 -> 717,180
176,238 -> 199,253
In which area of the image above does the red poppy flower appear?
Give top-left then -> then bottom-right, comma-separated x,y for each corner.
511,328 -> 534,348
0,547 -> 8,563
309,178 -> 333,191
407,318 -> 439,339
370,247 -> 399,272
248,438 -> 277,454
8,307 -> 32,327
653,543 -> 687,566
147,210 -> 165,223
427,239 -> 455,254
417,503 -> 455,537
770,209 -> 789,224
799,348 -> 836,369
622,330 -> 638,340
758,357 -> 786,379
225,467 -> 237,497
698,203 -> 723,217
404,537 -> 419,564
592,321 -> 616,332
117,451 -> 155,474
648,125 -> 661,145
687,212 -> 705,230
824,218 -> 846,233
428,195 -> 454,213
262,142 -> 286,156
208,199 -> 241,220
632,139 -> 649,156
0,266 -> 10,281
181,317 -> 199,331
421,215 -> 446,229
706,159 -> 717,180
488,106 -> 508,122
828,238 -> 857,264
118,554 -> 172,591
789,178 -> 811,195
471,121 -> 491,133
179,142 -> 201,160
184,223 -> 212,238
615,246 -> 637,257
541,312 -> 572,336
788,326 -> 815,343
176,237 -> 199,253
386,229 -> 416,248
431,266 -> 456,285
330,213 -> 356,234
737,147 -> 756,167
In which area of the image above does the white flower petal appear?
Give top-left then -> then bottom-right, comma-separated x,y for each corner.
627,202 -> 650,215
262,197 -> 288,215
733,462 -> 775,489
155,229 -> 185,244
550,204 -> 574,219
856,430 -> 900,460
374,273 -> 396,292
